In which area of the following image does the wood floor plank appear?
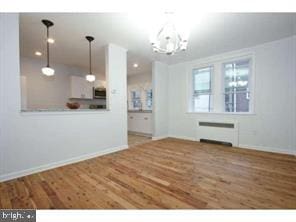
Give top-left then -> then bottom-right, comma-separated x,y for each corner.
0,138 -> 295,209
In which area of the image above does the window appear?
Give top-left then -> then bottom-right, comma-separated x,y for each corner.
131,90 -> 142,109
192,66 -> 213,112
146,89 -> 153,110
223,59 -> 251,112
188,56 -> 253,114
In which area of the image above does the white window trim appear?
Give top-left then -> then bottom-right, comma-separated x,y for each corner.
145,88 -> 153,110
187,53 -> 255,115
128,83 -> 153,111
221,56 -> 255,114
190,65 -> 214,112
187,62 -> 217,113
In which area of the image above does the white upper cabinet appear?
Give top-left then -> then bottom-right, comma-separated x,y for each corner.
70,76 -> 93,99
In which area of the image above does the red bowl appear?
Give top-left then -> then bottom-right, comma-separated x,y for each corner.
67,102 -> 80,109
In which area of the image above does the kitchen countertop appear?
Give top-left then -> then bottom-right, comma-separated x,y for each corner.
128,110 -> 152,113
21,109 -> 151,114
21,108 -> 108,113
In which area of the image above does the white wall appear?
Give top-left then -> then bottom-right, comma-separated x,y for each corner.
0,14 -> 128,181
168,36 -> 296,155
127,72 -> 152,85
105,43 -> 128,145
152,61 -> 169,138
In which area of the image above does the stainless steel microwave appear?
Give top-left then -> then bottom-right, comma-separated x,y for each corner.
93,87 -> 106,99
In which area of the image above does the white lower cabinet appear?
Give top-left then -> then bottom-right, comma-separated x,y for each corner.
128,112 -> 152,135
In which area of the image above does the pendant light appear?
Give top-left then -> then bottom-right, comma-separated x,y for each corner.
85,36 -> 96,82
41,19 -> 55,76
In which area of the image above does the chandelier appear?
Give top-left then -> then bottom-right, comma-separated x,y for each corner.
150,13 -> 189,55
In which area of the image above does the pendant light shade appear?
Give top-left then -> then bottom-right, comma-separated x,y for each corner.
42,67 -> 55,76
85,36 -> 95,82
86,74 -> 95,82
41,19 -> 55,76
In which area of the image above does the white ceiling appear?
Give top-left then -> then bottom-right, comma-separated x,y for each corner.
20,13 -> 296,76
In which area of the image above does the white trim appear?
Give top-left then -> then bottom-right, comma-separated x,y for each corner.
152,136 -> 168,141
168,135 -> 196,141
0,144 -> 128,183
221,56 -> 255,114
238,144 -> 295,156
168,136 -> 295,156
187,53 -> 255,114
128,131 -> 152,137
20,110 -> 110,116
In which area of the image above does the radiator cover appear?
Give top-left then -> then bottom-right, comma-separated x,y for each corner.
196,120 -> 239,146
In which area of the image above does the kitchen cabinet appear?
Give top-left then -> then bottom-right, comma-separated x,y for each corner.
128,112 -> 152,135
70,76 -> 93,99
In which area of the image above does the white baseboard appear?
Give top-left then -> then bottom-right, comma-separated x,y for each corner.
170,135 -> 295,156
168,135 -> 197,141
0,144 -> 128,183
152,136 -> 168,141
239,144 -> 295,155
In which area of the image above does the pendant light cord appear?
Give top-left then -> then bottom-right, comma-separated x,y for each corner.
46,26 -> 49,67
89,41 -> 92,74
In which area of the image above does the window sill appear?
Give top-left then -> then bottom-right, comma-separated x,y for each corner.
186,111 -> 255,115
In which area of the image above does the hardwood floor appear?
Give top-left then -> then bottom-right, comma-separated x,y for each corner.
0,138 -> 296,209
128,134 -> 152,147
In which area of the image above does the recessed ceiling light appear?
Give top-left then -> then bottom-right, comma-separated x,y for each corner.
35,51 -> 42,56
133,63 -> 138,68
47,38 -> 55,44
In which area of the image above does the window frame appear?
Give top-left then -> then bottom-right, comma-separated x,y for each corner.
187,53 -> 255,115
130,90 -> 142,110
191,65 -> 214,113
145,88 -> 153,110
222,57 -> 254,114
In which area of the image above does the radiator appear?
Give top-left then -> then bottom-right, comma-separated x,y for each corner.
196,121 -> 239,146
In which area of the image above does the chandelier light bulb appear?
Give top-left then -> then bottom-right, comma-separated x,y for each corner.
166,42 -> 175,52
153,48 -> 159,53
180,42 -> 188,51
